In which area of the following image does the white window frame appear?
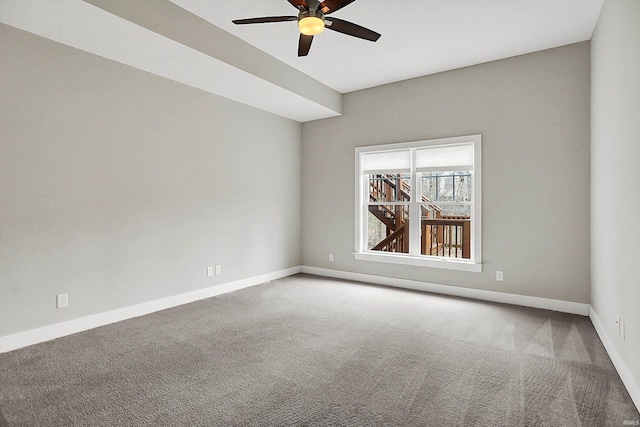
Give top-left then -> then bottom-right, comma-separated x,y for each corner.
354,134 -> 482,272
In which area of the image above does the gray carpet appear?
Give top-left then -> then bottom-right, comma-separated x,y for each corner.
0,274 -> 638,426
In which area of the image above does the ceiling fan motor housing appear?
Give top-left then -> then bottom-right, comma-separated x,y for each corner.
299,10 -> 325,21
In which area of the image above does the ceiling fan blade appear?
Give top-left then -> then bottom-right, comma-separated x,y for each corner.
232,16 -> 297,25
287,0 -> 308,11
319,0 -> 356,14
325,17 -> 381,42
298,34 -> 314,57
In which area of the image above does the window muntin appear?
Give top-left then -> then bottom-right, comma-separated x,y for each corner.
355,135 -> 481,271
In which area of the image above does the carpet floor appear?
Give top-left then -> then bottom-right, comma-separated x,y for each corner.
1,274 -> 638,426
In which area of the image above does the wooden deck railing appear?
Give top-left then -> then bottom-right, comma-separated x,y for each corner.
422,218 -> 470,259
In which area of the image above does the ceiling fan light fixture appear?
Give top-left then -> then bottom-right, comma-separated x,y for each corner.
298,12 -> 325,36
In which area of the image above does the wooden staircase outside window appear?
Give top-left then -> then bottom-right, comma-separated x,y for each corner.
368,174 -> 470,259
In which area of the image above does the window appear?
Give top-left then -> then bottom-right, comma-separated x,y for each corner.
355,135 -> 481,272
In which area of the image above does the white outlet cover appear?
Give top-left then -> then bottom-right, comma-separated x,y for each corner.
56,293 -> 68,309
215,265 -> 221,275
207,266 -> 214,276
496,271 -> 504,281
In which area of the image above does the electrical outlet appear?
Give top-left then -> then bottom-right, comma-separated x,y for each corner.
56,293 -> 68,309
215,265 -> 222,275
617,315 -> 621,335
329,253 -> 334,262
496,271 -> 504,281
207,266 -> 214,276
620,319 -> 625,341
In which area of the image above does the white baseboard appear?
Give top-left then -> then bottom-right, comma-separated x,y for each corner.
0,266 -> 301,354
301,266 -> 590,316
589,307 -> 640,410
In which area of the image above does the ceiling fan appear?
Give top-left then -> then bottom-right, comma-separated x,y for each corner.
232,0 -> 381,57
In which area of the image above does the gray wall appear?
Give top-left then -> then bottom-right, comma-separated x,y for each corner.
0,24 -> 301,336
302,42 -> 591,303
591,0 -> 640,400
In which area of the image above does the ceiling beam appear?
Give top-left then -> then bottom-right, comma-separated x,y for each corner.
0,0 -> 342,122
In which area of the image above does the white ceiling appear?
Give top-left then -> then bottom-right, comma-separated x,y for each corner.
1,0 -> 603,121
173,0 -> 604,93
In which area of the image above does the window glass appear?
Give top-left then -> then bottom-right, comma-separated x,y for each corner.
369,174 -> 411,202
367,206 -> 409,253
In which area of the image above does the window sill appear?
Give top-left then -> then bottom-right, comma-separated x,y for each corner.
354,252 -> 482,272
